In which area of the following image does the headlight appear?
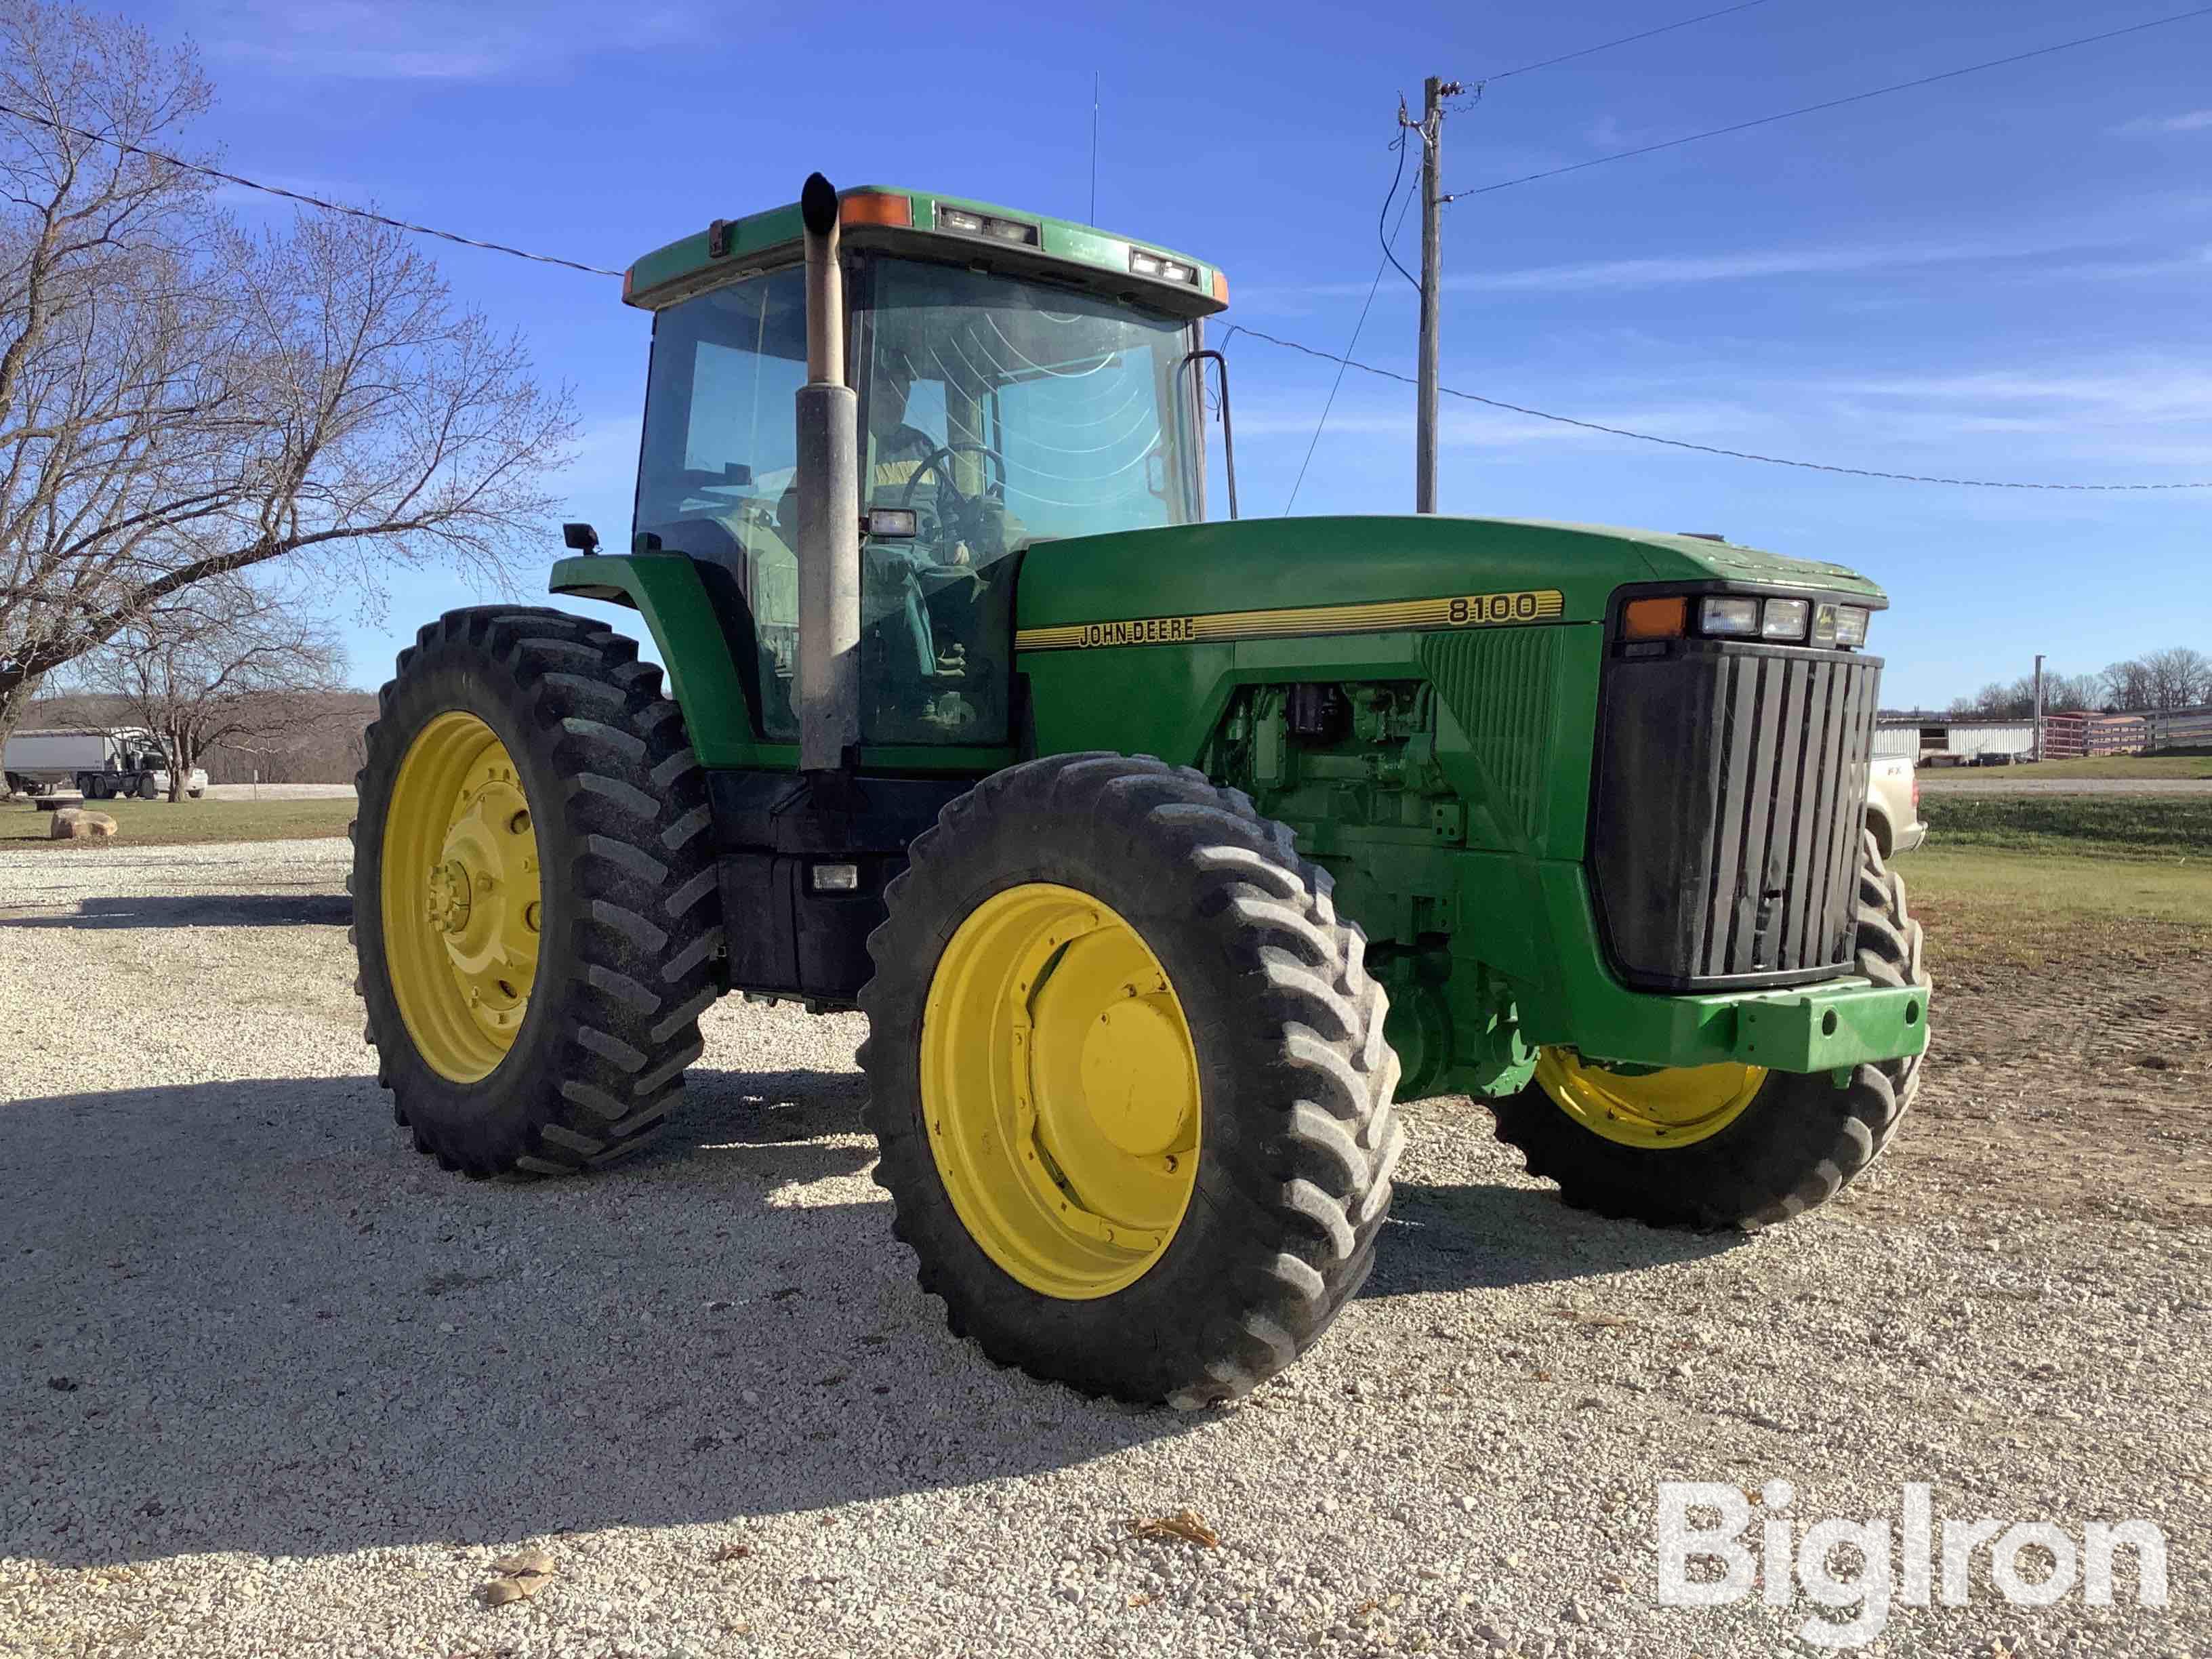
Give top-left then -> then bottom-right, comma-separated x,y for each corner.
1699,596 -> 1761,637
1833,605 -> 1870,647
1759,598 -> 1810,641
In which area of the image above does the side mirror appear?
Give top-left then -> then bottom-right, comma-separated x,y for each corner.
562,522 -> 601,554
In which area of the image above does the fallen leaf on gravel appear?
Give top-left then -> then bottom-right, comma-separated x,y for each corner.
1131,1509 -> 1220,1549
480,1547 -> 556,1607
1127,1593 -> 1153,1607
711,1544 -> 753,1563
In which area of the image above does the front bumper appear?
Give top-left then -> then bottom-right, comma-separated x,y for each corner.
1502,860 -> 1931,1074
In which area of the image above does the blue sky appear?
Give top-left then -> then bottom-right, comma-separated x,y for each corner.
146,0 -> 2212,710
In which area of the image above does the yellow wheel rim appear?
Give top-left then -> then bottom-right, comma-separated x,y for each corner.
381,712 -> 543,1084
1534,1048 -> 1767,1149
920,883 -> 1200,1300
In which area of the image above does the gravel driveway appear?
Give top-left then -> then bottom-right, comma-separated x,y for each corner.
2,840 -> 2205,1658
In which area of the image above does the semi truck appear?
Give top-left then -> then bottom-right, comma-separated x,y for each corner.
3,727 -> 207,800
350,175 -> 1931,1408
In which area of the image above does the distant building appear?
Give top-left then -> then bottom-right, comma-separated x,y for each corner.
1872,713 -> 2036,762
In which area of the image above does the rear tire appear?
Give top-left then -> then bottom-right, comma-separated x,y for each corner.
1490,830 -> 1930,1229
860,752 -> 1403,1406
350,607 -> 723,1177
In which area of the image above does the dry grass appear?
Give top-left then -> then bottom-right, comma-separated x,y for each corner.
0,796 -> 354,848
1918,793 -> 2212,859
1923,754 -> 2212,781
1905,844 -> 2212,973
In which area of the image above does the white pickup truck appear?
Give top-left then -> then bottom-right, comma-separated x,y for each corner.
1865,754 -> 1925,859
3,727 -> 208,800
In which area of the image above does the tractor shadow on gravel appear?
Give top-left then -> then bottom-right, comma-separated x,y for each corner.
0,892 -> 354,928
1,1065 -> 1193,1569
1366,1181 -> 1744,1295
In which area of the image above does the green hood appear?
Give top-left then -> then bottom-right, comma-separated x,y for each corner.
1015,515 -> 1885,632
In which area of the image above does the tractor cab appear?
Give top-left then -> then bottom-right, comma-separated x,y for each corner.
619,188 -> 1223,750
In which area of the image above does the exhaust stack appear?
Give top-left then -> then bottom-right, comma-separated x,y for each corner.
794,171 -> 861,772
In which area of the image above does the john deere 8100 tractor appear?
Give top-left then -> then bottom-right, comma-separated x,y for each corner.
352,175 -> 1930,1407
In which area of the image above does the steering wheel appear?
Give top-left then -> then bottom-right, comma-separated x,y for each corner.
897,442 -> 1006,515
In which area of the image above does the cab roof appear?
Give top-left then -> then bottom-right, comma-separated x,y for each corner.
622,184 -> 1227,321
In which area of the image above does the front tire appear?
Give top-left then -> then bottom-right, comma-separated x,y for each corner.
350,607 -> 723,1176
1490,830 -> 1931,1229
860,753 -> 1403,1406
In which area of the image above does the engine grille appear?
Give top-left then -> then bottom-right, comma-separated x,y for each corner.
1589,642 -> 1881,992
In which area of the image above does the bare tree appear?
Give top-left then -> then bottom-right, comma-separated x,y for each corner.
2101,649 -> 2212,714
2101,657 -> 2154,712
0,2 -> 574,758
74,577 -> 347,798
1946,670 -> 2104,719
2142,647 -> 2212,713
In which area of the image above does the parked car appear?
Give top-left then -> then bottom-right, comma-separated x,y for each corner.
1866,754 -> 1925,857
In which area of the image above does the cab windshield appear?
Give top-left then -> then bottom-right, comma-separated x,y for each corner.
858,258 -> 1200,744
631,255 -> 1202,747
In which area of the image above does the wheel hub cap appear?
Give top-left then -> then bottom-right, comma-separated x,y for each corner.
382,713 -> 542,1083
920,883 -> 1201,1300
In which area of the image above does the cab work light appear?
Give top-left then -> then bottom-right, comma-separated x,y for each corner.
1129,247 -> 1200,285
935,204 -> 1038,245
1832,605 -> 1871,647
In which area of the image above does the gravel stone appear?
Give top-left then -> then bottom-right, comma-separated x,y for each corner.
1,836 -> 2206,1658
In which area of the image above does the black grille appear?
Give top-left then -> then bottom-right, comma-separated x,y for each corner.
1589,641 -> 1881,991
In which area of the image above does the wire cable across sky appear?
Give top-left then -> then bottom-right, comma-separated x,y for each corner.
1447,7 -> 2212,201
1219,324 -> 2212,492
0,98 -> 623,276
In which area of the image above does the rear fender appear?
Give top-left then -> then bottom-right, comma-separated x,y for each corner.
550,554 -> 763,767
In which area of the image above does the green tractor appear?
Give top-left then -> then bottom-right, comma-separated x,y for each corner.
350,175 -> 1930,1408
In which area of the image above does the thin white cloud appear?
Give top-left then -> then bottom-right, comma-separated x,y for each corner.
1235,229 -> 2116,311
2113,110 -> 2212,136
192,0 -> 701,81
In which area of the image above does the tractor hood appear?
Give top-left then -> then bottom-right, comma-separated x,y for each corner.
1015,515 -> 1885,638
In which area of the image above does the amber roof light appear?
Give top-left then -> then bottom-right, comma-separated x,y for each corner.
840,192 -> 913,228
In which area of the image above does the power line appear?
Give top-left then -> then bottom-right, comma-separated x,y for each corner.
1477,0 -> 1781,83
1222,323 -> 2212,491
0,98 -> 623,277
1284,135 -> 1422,514
1380,119 -> 1421,292
1447,7 -> 2212,201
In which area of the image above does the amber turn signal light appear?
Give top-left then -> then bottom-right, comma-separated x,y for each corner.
840,192 -> 913,228
1622,596 -> 1688,640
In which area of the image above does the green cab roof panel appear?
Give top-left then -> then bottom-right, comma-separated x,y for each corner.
623,185 -> 1225,319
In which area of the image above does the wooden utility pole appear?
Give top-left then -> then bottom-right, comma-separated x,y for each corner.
2033,653 -> 2046,762
1415,77 -> 1461,515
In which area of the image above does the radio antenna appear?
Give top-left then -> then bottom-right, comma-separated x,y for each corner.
1088,72 -> 1100,223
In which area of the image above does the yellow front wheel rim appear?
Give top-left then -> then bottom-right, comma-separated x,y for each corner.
381,712 -> 543,1084
921,884 -> 1200,1300
1534,1048 -> 1767,1149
